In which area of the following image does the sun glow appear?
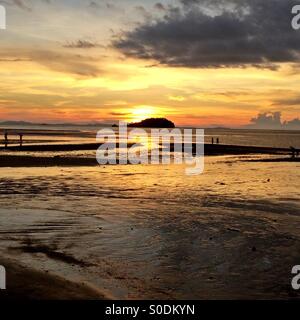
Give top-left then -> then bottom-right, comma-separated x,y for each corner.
130,106 -> 162,122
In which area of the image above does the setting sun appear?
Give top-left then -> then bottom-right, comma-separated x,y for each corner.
129,106 -> 162,122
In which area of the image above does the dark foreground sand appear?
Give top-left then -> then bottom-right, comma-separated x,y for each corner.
0,256 -> 108,300
0,154 -> 298,167
0,155 -> 298,168
0,155 -> 99,167
243,157 -> 300,162
0,142 -> 134,152
169,143 -> 292,155
0,142 -> 297,167
0,142 -> 292,154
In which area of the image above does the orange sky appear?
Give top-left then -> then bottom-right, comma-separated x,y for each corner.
0,0 -> 299,128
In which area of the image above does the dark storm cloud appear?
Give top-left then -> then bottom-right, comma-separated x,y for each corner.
113,0 -> 300,69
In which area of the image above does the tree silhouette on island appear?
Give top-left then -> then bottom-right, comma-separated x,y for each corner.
127,118 -> 175,128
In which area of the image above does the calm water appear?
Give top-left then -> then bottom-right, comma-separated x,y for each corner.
1,125 -> 300,148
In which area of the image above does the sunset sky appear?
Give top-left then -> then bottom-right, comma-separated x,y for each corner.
0,0 -> 300,127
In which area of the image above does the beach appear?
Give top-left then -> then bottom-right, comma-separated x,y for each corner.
0,161 -> 299,299
0,128 -> 299,300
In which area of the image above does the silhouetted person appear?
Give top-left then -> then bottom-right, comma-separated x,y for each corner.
4,130 -> 8,148
211,138 -> 214,145
290,146 -> 296,158
216,138 -> 220,144
19,133 -> 23,147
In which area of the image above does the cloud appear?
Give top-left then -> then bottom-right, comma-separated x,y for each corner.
113,0 -> 300,69
13,0 -> 31,10
3,0 -> 32,11
249,112 -> 282,129
2,0 -> 51,11
169,95 -> 186,101
109,111 -> 131,116
31,50 -> 102,77
0,48 -> 102,77
134,5 -> 152,20
88,1 -> 100,9
285,118 -> 300,129
0,58 -> 31,62
273,96 -> 300,106
63,40 -> 103,49
154,3 -> 166,11
86,0 -> 124,14
247,112 -> 300,129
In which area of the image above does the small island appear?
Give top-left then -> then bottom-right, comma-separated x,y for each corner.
128,118 -> 175,128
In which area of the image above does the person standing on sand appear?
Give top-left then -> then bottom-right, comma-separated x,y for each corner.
217,138 -> 220,144
4,130 -> 8,148
212,137 -> 214,145
19,133 -> 23,147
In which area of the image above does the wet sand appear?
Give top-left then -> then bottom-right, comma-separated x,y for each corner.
0,256 -> 108,300
0,139 -> 299,300
0,158 -> 299,300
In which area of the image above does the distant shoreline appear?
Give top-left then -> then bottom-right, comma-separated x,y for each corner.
1,123 -> 300,132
